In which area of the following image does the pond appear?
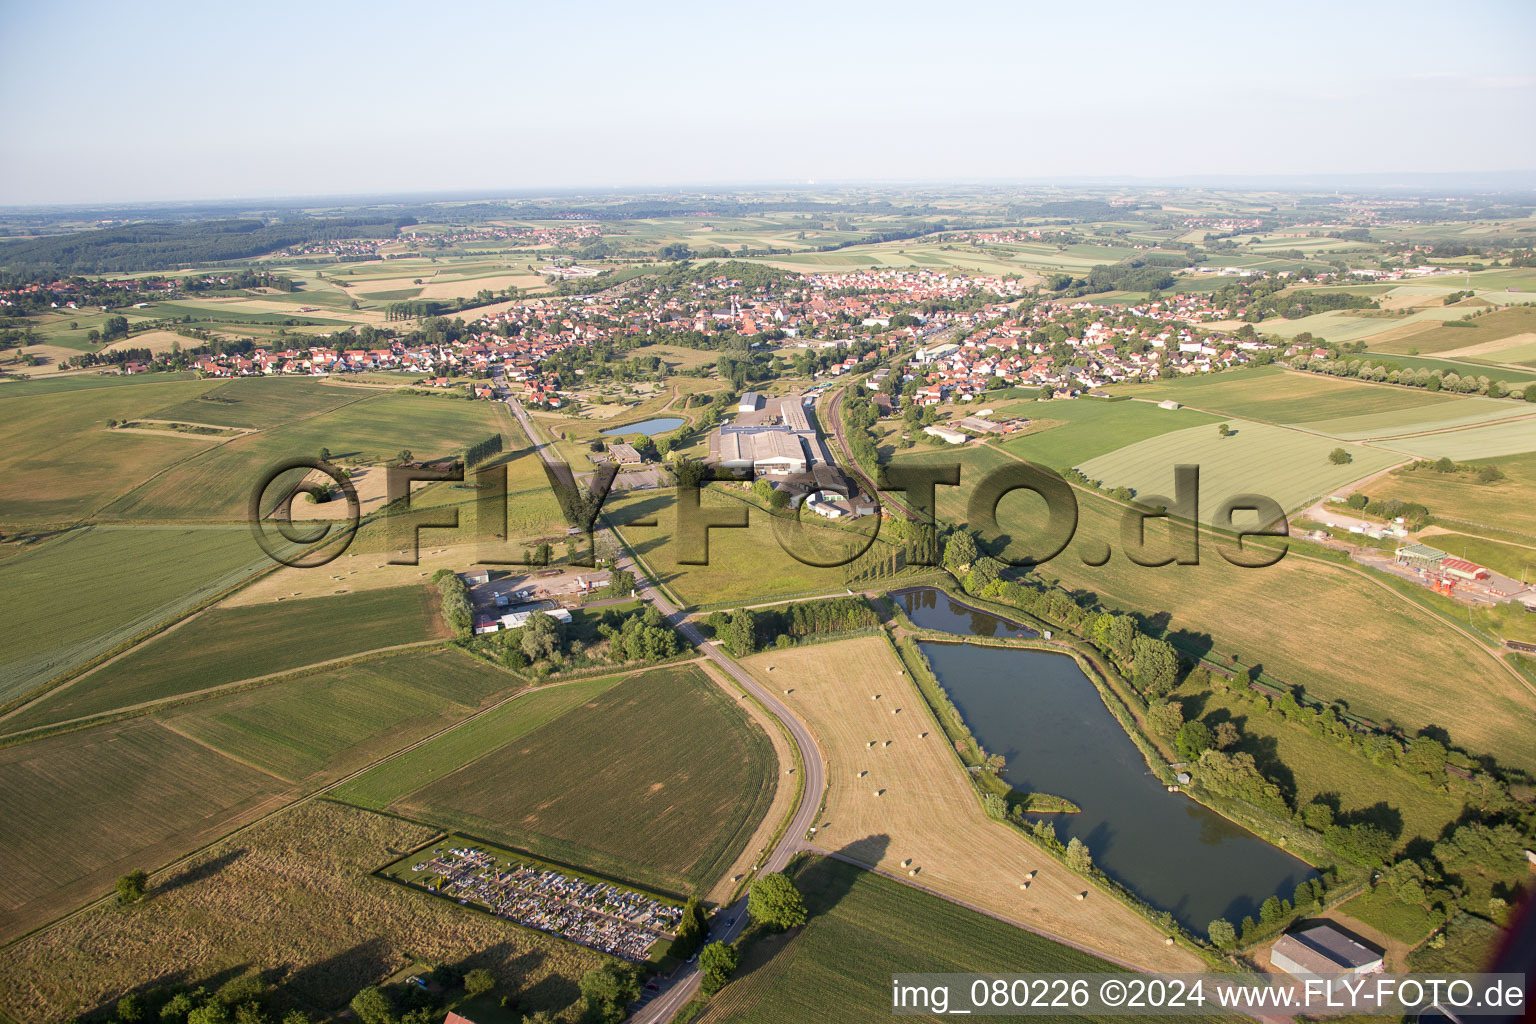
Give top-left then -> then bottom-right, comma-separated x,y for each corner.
898,588 -> 1315,933
600,416 -> 685,437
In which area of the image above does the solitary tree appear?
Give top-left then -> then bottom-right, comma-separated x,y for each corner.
463,967 -> 495,998
1328,447 -> 1352,465
116,869 -> 148,905
748,872 -> 807,930
1217,423 -> 1232,438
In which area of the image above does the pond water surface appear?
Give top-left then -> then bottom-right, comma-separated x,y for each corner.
897,588 -> 1315,932
600,416 -> 685,437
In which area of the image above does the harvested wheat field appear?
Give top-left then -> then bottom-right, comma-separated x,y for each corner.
0,800 -> 600,1024
742,637 -> 1199,973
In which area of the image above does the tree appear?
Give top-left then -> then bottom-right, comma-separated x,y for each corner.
1131,634 -> 1179,697
943,530 -> 978,573
116,993 -> 146,1023
1329,447 -> 1352,465
318,447 -> 331,461
349,987 -> 396,1024
1176,720 -> 1216,761
116,869 -> 148,904
724,609 -> 757,658
1208,918 -> 1237,948
1259,895 -> 1284,924
749,871 -> 807,930
698,940 -> 740,995
1147,699 -> 1184,738
397,448 -> 413,464
464,968 -> 495,998
520,611 -> 562,661
580,963 -> 640,1024
1065,837 -> 1092,874
606,568 -> 636,597
668,896 -> 709,960
1217,423 -> 1232,438
1213,720 -> 1241,750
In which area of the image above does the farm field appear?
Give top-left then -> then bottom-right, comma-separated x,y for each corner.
698,856 -> 1219,1024
741,637 -> 1199,972
0,800 -> 601,1024
163,648 -> 520,783
4,584 -> 447,733
0,377 -> 222,524
1036,491 -> 1536,774
146,375 -> 362,429
1376,454 -> 1536,537
1076,419 -> 1402,522
1170,679 -> 1465,856
1115,366 -> 1509,436
1374,415 -> 1536,461
96,391 -> 505,521
1368,305 -> 1536,356
332,672 -> 626,809
391,664 -> 777,897
0,526 -> 274,705
0,716 -> 282,941
605,486 -> 898,610
995,399 -> 1219,469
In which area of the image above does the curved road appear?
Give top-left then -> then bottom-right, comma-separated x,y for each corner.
501,389 -> 826,1022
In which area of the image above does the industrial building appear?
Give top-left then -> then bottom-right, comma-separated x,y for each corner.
1270,923 -> 1384,979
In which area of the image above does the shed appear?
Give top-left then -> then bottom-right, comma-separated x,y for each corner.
1270,923 -> 1384,978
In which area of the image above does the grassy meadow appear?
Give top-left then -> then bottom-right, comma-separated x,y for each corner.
995,398 -> 1219,468
391,664 -> 778,896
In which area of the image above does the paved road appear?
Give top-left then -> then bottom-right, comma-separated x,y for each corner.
502,390 -> 827,1023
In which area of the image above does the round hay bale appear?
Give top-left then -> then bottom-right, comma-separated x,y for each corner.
1165,937 -> 1175,945
908,868 -> 919,876
858,770 -> 867,777
1076,891 -> 1087,901
872,694 -> 881,700
901,858 -> 912,868
867,740 -> 876,748
1028,870 -> 1037,879
1018,882 -> 1029,890
874,789 -> 885,797
883,740 -> 892,747
919,731 -> 928,738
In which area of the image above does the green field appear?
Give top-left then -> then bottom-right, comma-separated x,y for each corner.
606,485 -> 901,609
165,648 -> 519,782
1075,420 -> 1402,521
4,584 -> 446,732
96,391 -> 505,521
996,399 -> 1219,468
0,526 -> 276,705
1115,366 -> 1514,438
333,673 -> 627,808
1376,415 -> 1536,461
698,856 -> 1211,1024
1369,305 -> 1536,356
391,664 -> 777,895
1422,532 -> 1536,582
146,376 -> 362,429
0,377 -> 220,524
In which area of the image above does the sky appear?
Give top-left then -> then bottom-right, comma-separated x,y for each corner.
1,0 -> 1534,205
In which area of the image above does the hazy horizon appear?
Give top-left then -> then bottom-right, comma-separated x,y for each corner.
3,0 -> 1533,205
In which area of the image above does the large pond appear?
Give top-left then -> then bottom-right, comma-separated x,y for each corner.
898,588 -> 1315,932
600,416 -> 685,437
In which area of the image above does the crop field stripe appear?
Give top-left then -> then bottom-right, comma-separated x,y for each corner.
2,585 -> 447,733
330,671 -> 629,809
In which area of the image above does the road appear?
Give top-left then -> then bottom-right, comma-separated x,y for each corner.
501,386 -> 827,1023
